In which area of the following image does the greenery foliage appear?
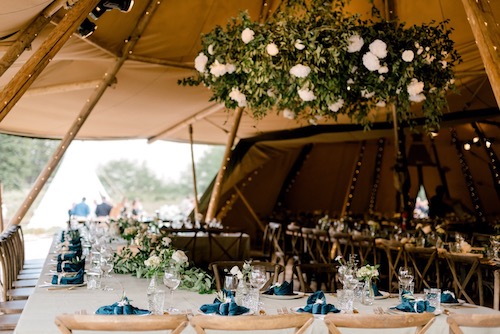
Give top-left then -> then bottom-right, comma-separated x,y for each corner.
179,0 -> 460,131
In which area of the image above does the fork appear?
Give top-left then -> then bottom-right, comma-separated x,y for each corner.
282,306 -> 289,314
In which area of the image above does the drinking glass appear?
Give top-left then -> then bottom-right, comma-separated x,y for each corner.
337,289 -> 354,313
398,266 -> 414,286
251,266 -> 267,290
100,255 -> 114,291
424,288 -> 441,310
224,275 -> 238,294
163,265 -> 181,312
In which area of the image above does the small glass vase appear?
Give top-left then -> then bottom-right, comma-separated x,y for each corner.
361,279 -> 375,305
147,273 -> 164,314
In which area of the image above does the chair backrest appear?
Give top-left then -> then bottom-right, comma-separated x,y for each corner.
54,314 -> 188,334
190,313 -> 313,334
209,261 -> 284,291
447,313 -> 500,334
442,251 -> 483,305
324,313 -> 435,334
293,262 -> 337,293
262,222 -> 283,259
206,229 -> 246,263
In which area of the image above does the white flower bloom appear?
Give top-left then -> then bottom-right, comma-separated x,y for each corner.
194,52 -> 208,73
402,50 -> 414,62
361,90 -> 375,98
283,109 -> 295,119
347,34 -> 364,53
172,250 -> 188,263
207,44 -> 215,56
290,64 -> 311,78
225,63 -> 236,74
230,266 -> 241,276
294,39 -> 305,50
378,66 -> 389,74
210,60 -> 227,77
440,60 -> 447,68
298,87 -> 316,101
409,93 -> 426,102
362,52 -> 381,71
266,43 -> 279,56
407,78 -> 425,96
162,237 -> 171,246
425,46 -> 430,52
144,255 -> 161,268
328,98 -> 344,112
369,39 -> 387,59
376,100 -> 386,107
417,47 -> 424,55
229,87 -> 247,107
347,78 -> 355,84
241,28 -> 255,44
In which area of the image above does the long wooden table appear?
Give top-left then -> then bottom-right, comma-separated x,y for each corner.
14,235 -> 500,334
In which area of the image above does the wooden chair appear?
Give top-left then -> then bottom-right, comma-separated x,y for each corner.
0,238 -> 34,301
190,313 -> 313,334
376,239 -> 406,292
352,234 -> 377,265
404,244 -> 440,291
54,314 -> 188,333
249,222 -> 283,263
447,314 -> 500,334
209,261 -> 284,291
167,228 -> 202,266
284,223 -> 303,265
324,313 -> 435,334
330,232 -> 354,259
206,229 -> 246,263
293,262 -> 337,293
442,251 -> 484,305
313,229 -> 334,264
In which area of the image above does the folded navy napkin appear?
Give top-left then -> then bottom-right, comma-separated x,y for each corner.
57,250 -> 82,262
200,290 -> 250,316
392,295 -> 435,313
56,258 -> 85,273
372,282 -> 383,297
297,291 -> 340,314
441,291 -> 459,303
263,281 -> 294,295
51,268 -> 85,285
96,297 -> 150,315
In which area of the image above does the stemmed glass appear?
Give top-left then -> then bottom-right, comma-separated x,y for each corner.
250,266 -> 267,290
398,266 -> 414,289
163,264 -> 181,312
100,252 -> 114,291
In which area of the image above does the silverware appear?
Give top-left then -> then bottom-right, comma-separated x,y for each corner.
282,306 -> 289,314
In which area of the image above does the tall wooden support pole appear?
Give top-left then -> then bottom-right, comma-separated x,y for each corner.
189,125 -> 200,216
205,107 -> 244,223
461,0 -> 500,107
8,0 -> 162,226
0,182 -> 4,232
0,0 -> 67,77
0,0 -> 101,123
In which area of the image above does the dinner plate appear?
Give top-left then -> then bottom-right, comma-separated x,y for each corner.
441,299 -> 465,306
290,307 -> 326,319
39,282 -> 87,288
261,291 -> 306,300
196,309 -> 254,316
374,291 -> 390,300
388,306 -> 442,316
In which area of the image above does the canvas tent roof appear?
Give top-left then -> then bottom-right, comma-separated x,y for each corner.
0,0 -> 498,145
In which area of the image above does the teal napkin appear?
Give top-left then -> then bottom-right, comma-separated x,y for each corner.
372,282 -> 383,297
96,297 -> 150,315
441,291 -> 459,303
56,258 -> 85,273
57,251 -> 82,262
263,281 -> 294,295
51,268 -> 85,285
199,290 -> 249,315
392,296 -> 435,313
297,291 -> 340,314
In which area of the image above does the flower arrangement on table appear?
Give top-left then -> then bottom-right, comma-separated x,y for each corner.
356,263 -> 380,282
113,227 -> 213,294
229,260 -> 253,283
179,0 -> 460,132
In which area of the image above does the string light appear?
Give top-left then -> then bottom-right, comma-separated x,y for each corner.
345,141 -> 366,214
369,138 -> 385,212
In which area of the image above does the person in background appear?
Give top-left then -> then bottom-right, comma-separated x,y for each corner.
131,198 -> 143,218
428,185 -> 453,219
95,196 -> 113,217
71,197 -> 90,219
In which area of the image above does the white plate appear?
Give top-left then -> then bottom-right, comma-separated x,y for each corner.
261,291 -> 305,300
441,299 -> 465,306
374,291 -> 390,300
39,282 -> 87,288
388,306 -> 442,316
197,309 -> 254,316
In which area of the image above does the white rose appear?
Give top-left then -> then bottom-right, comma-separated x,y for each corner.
266,43 -> 279,56
298,88 -> 316,101
194,52 -> 208,73
402,50 -> 414,62
347,34 -> 364,53
328,98 -> 344,112
162,237 -> 171,247
171,250 -> 188,264
207,44 -> 215,55
210,60 -> 227,77
294,39 -> 305,50
283,109 -> 295,119
369,39 -> 387,59
409,93 -> 426,102
378,66 -> 389,74
241,28 -> 255,44
407,78 -> 425,96
144,255 -> 161,268
289,64 -> 311,78
229,87 -> 247,107
362,52 -> 381,71
225,63 -> 236,74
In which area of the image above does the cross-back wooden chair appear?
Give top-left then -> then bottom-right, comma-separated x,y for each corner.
54,314 -> 188,334
324,313 -> 435,334
293,262 -> 338,293
249,222 -> 283,263
376,238 -> 406,292
442,251 -> 484,305
206,228 -> 246,263
404,244 -> 440,292
190,313 -> 313,334
447,313 -> 500,334
208,261 -> 284,291
300,227 -> 318,263
0,237 -> 34,302
330,232 -> 354,259
312,229 -> 334,264
167,228 -> 202,266
352,234 -> 377,265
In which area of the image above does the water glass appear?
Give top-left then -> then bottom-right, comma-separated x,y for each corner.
337,289 -> 354,313
424,288 -> 441,310
148,289 -> 165,315
398,281 -> 414,302
224,275 -> 238,293
241,285 -> 259,313
87,271 -> 101,290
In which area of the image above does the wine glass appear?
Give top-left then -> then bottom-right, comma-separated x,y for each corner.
224,275 -> 238,295
163,264 -> 181,312
398,266 -> 414,286
250,266 -> 267,290
100,253 -> 114,291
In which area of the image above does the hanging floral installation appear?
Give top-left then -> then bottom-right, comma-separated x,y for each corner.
179,0 -> 460,131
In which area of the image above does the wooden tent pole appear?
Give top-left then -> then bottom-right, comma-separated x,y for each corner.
461,0 -> 500,107
205,107 -> 244,223
0,0 -> 66,77
8,0 -> 162,226
189,125 -> 200,216
0,182 -> 4,232
0,0 -> 101,123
